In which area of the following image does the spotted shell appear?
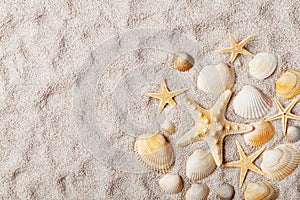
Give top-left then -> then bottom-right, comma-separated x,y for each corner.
216,183 -> 235,200
275,69 -> 300,99
249,52 -> 277,80
173,52 -> 194,72
186,183 -> 210,200
162,120 -> 176,135
244,120 -> 275,146
261,144 -> 300,180
286,126 -> 300,143
244,181 -> 278,200
159,173 -> 183,194
134,132 -> 174,173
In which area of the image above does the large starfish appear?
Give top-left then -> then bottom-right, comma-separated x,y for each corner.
144,78 -> 188,116
266,98 -> 300,136
176,90 -> 253,166
222,140 -> 265,188
216,33 -> 254,63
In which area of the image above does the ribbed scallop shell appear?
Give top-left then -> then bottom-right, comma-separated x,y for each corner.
134,132 -> 174,173
261,144 -> 300,180
173,52 -> 194,72
197,63 -> 235,93
233,85 -> 272,119
159,173 -> 183,194
186,183 -> 210,200
186,149 -> 216,181
244,120 -> 275,146
276,69 -> 300,99
162,120 -> 176,135
249,52 -> 277,80
244,181 -> 278,200
286,126 -> 300,143
216,183 -> 235,200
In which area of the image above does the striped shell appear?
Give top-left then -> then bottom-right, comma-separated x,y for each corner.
159,173 -> 183,194
162,120 -> 176,135
173,52 -> 194,72
244,120 -> 275,146
134,132 -> 174,173
276,69 -> 300,99
286,126 -> 300,143
216,183 -> 235,200
233,85 -> 272,119
249,52 -> 277,80
186,183 -> 210,200
244,181 -> 278,200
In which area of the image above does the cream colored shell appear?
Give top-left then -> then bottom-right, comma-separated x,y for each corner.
286,126 -> 300,143
244,181 -> 278,200
249,52 -> 277,80
216,183 -> 235,200
275,69 -> 300,99
244,120 -> 275,146
161,119 -> 176,135
159,173 -> 183,194
173,52 -> 194,72
186,183 -> 210,200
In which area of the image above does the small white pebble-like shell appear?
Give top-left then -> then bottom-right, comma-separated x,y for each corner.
216,183 -> 235,200
286,126 -> 300,143
186,183 -> 210,200
249,52 -> 277,80
173,52 -> 194,72
159,173 -> 183,194
244,181 -> 278,200
244,120 -> 275,146
162,120 -> 176,135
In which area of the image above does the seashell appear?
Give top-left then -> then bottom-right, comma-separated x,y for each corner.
186,183 -> 210,200
216,183 -> 235,200
173,52 -> 194,72
162,120 -> 176,135
233,85 -> 272,119
159,173 -> 183,194
197,63 -> 235,94
261,144 -> 300,180
249,52 -> 277,80
244,120 -> 275,146
244,181 -> 278,200
186,149 -> 216,181
286,126 -> 300,143
275,69 -> 300,99
134,132 -> 174,173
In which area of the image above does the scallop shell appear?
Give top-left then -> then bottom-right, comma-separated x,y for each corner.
186,149 -> 216,181
197,63 -> 235,94
186,183 -> 210,200
249,52 -> 277,80
134,132 -> 174,173
275,69 -> 300,99
261,144 -> 300,180
173,52 -> 194,72
286,126 -> 300,143
216,183 -> 235,200
233,85 -> 272,119
162,120 -> 176,135
244,120 -> 275,146
244,181 -> 278,200
159,173 -> 183,194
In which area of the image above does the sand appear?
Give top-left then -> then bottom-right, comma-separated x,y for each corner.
0,0 -> 299,199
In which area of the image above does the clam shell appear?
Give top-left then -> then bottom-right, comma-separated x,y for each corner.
173,52 -> 194,72
197,63 -> 235,94
244,120 -> 275,146
249,52 -> 277,80
233,85 -> 272,119
216,183 -> 235,200
134,132 -> 174,173
186,183 -> 210,200
244,181 -> 278,200
159,173 -> 183,194
162,120 -> 176,135
275,69 -> 300,99
286,126 -> 300,143
186,149 -> 216,181
261,144 -> 300,180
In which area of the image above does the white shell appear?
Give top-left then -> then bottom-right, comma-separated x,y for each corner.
244,120 -> 275,146
186,149 -> 216,181
197,63 -> 235,94
244,181 -> 278,200
286,126 -> 300,143
159,173 -> 183,194
162,120 -> 176,135
233,85 -> 272,119
249,52 -> 277,80
186,183 -> 210,200
216,183 -> 235,200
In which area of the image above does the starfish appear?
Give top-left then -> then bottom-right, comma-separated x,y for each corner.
144,78 -> 188,116
266,98 -> 300,136
222,140 -> 265,188
216,32 -> 254,63
176,90 -> 253,166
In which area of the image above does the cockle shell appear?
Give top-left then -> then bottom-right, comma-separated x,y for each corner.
244,120 -> 275,146
162,120 -> 176,135
244,181 -> 278,200
233,85 -> 272,119
173,52 -> 194,72
197,63 -> 235,94
261,144 -> 300,180
134,132 -> 174,173
216,183 -> 235,200
186,183 -> 210,200
249,52 -> 277,80
275,69 -> 300,99
186,149 -> 216,181
286,126 -> 300,143
159,173 -> 183,194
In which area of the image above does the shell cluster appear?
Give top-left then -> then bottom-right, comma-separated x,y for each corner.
186,183 -> 210,200
276,69 -> 300,99
216,183 -> 235,200
159,173 -> 183,194
244,120 -> 275,146
249,52 -> 277,80
244,181 -> 278,200
173,52 -> 195,72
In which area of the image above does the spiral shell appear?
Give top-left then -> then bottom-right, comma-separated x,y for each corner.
173,52 -> 194,72
159,173 -> 183,194
162,120 -> 176,135
244,120 -> 275,146
186,183 -> 210,200
249,52 -> 277,80
244,181 -> 278,200
286,126 -> 300,143
216,183 -> 235,200
275,69 -> 300,99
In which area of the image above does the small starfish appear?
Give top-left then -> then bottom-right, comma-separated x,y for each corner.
176,90 -> 253,166
144,78 -> 188,116
266,98 -> 300,136
222,140 -> 265,188
216,32 -> 254,63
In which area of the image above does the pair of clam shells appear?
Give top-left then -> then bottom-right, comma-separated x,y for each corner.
159,173 -> 183,194
276,69 -> 300,99
249,52 -> 277,80
244,181 -> 278,200
186,183 -> 210,200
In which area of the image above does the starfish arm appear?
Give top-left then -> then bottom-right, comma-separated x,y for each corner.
235,140 -> 247,159
224,120 -> 253,135
281,116 -> 288,136
238,167 -> 248,188
161,78 -> 168,91
287,113 -> 300,121
230,52 -> 239,63
156,100 -> 166,116
144,92 -> 162,99
228,32 -> 238,46
238,35 -> 253,47
286,98 -> 299,113
265,113 -> 283,121
216,47 -> 234,53
249,146 -> 265,161
239,48 -> 254,57
167,98 -> 177,106
211,90 -> 232,117
206,137 -> 224,166
184,97 -> 209,119
176,126 -> 205,147
248,164 -> 263,175
171,88 -> 188,96
274,98 -> 285,112
222,160 -> 242,168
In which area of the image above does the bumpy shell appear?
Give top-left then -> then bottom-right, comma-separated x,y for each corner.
186,149 -> 216,181
134,132 -> 174,173
244,120 -> 275,146
249,52 -> 277,80
261,144 -> 300,180
244,181 -> 278,200
233,85 -> 272,119
186,183 -> 210,200
173,52 -> 194,72
275,69 -> 300,99
286,126 -> 300,143
159,173 -> 183,194
197,63 -> 235,94
162,120 -> 176,135
216,183 -> 235,200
